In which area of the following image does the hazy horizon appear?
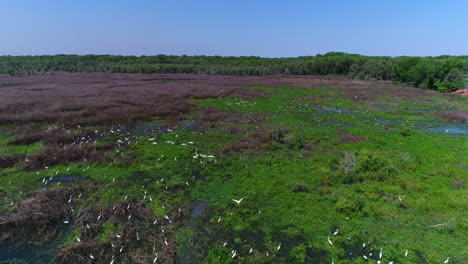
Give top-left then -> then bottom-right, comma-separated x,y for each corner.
1,0 -> 467,57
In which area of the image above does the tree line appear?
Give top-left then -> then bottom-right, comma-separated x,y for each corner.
1,52 -> 466,92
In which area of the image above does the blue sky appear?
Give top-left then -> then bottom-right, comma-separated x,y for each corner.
0,0 -> 467,57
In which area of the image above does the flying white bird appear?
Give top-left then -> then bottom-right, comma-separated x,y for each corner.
232,197 -> 244,204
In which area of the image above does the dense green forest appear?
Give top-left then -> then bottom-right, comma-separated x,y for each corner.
1,52 -> 467,92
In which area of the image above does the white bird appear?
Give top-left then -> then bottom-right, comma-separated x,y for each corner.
86,224 -> 90,229
363,255 -> 368,260
153,219 -> 158,225
333,229 -> 339,236
217,217 -> 222,223
128,214 -> 132,220
327,236 -> 333,246
231,250 -> 237,258
68,196 -> 73,204
76,237 -> 81,243
116,234 -> 121,238
164,215 -> 172,224
232,197 -> 244,204
223,242 -> 228,247
379,248 -> 383,260
164,238 -> 169,246
153,255 -> 158,263
110,256 -> 115,264
97,213 -> 102,221
90,254 -> 95,260
249,248 -> 253,254
277,243 -> 281,251
405,250 -> 408,257
266,252 -> 269,256
63,220 -> 69,224
444,257 -> 450,264
119,246 -> 123,253
362,243 -> 366,249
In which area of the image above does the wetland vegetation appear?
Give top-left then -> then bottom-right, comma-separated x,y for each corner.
0,73 -> 466,264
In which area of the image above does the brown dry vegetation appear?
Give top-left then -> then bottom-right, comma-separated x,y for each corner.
0,72 -> 290,169
436,110 -> 468,122
0,72 -> 287,126
0,189 -> 74,244
52,201 -> 187,264
336,130 -> 366,144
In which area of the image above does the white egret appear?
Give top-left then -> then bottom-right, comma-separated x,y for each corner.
232,197 -> 244,205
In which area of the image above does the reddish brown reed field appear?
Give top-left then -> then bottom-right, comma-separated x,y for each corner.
0,73 -> 444,128
0,72 -> 289,126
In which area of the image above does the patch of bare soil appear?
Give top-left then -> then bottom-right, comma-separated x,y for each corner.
452,89 -> 468,97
